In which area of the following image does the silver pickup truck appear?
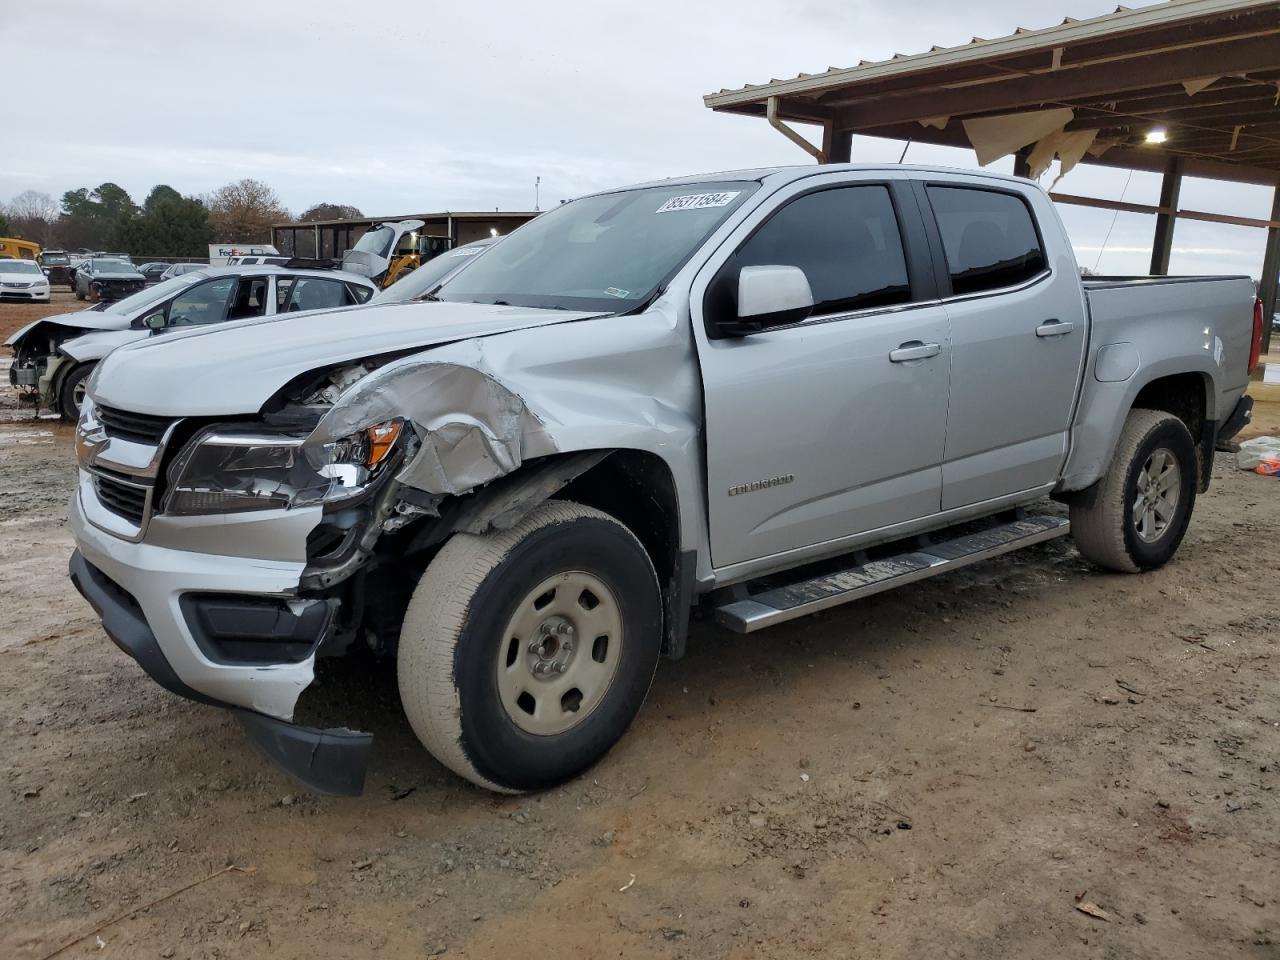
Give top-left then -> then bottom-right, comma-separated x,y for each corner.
67,164 -> 1264,795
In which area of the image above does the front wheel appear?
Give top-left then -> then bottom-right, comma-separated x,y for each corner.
58,363 -> 95,421
398,501 -> 663,792
1070,409 -> 1198,573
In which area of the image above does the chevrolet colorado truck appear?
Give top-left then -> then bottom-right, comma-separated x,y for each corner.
68,164 -> 1264,796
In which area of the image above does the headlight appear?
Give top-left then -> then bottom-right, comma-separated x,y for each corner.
162,420 -> 402,516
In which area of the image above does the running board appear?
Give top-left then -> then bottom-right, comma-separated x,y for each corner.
714,514 -> 1070,634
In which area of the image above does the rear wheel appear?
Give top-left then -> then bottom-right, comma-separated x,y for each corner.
1070,409 -> 1197,573
397,501 -> 662,792
74,283 -> 85,301
58,363 -> 95,421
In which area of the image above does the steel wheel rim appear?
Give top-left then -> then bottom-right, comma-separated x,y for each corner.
1132,446 -> 1180,543
72,380 -> 87,411
496,570 -> 623,736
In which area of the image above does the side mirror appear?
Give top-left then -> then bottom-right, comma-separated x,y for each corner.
143,311 -> 166,331
720,265 -> 814,337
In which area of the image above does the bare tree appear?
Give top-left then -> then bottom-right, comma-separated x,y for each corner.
205,179 -> 291,242
6,190 -> 59,245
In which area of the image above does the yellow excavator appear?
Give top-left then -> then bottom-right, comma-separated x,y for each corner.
340,220 -> 453,288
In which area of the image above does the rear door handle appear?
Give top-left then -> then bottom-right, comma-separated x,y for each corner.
1035,319 -> 1074,337
888,341 -> 941,363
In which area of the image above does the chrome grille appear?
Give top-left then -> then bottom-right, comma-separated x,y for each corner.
96,405 -> 176,445
93,474 -> 148,525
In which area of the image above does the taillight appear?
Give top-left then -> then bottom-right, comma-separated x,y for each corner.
1249,297 -> 1263,374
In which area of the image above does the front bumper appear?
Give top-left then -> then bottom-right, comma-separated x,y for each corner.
93,280 -> 144,299
68,490 -> 372,795
0,287 -> 51,301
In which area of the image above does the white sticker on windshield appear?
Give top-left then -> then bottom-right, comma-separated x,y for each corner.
604,286 -> 631,299
655,191 -> 740,213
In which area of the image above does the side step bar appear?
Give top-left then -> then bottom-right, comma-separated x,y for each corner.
714,514 -> 1070,634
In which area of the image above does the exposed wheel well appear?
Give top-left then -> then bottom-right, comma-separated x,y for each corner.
558,450 -> 690,657
1131,372 -> 1212,490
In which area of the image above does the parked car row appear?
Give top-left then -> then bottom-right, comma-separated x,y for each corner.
31,164 -> 1263,798
7,263 -> 379,418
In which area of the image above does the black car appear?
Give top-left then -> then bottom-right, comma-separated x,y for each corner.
74,258 -> 146,301
138,261 -> 171,284
37,250 -> 75,289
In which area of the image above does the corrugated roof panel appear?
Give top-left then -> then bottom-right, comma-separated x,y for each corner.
703,0 -> 1274,108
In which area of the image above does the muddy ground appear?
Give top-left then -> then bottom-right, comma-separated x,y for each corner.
1,294 -> 1278,959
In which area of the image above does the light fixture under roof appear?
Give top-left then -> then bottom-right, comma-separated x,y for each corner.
1145,128 -> 1168,144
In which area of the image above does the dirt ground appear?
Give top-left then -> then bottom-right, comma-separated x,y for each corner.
1,295 -> 1278,960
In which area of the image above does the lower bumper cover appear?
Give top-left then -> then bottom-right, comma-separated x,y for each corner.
69,550 -> 371,795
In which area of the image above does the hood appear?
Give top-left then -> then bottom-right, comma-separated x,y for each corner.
4,309 -> 134,347
60,327 -> 148,363
92,300 -> 605,416
340,219 -> 424,279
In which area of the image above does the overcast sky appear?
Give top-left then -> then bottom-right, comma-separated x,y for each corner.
2,0 -> 1274,276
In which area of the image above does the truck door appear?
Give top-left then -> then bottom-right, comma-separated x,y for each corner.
918,182 -> 1088,510
693,178 -> 951,570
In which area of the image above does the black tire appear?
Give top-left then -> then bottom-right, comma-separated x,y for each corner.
58,363 -> 94,421
1070,409 -> 1197,573
74,284 -> 85,301
398,501 -> 663,792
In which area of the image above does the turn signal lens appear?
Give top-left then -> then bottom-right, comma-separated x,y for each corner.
366,421 -> 402,467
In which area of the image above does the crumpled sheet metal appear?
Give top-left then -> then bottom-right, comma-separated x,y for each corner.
305,346 -> 555,496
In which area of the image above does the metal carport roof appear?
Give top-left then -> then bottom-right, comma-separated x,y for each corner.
705,0 -> 1280,348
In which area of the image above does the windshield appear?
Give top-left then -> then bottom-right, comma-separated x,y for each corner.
1,261 -> 43,275
91,258 -> 136,272
41,254 -> 70,265
352,225 -> 395,258
372,240 -> 494,304
102,274 -> 200,314
437,182 -> 757,311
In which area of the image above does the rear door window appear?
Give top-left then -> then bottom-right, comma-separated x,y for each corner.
227,277 -> 269,320
281,276 -> 350,312
927,186 -> 1047,296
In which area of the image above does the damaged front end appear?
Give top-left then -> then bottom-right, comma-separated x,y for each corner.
7,322 -> 87,409
72,347 -> 564,796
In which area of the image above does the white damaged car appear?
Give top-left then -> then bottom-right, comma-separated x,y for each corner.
6,265 -> 376,419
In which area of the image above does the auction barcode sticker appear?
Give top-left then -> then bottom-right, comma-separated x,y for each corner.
656,191 -> 740,213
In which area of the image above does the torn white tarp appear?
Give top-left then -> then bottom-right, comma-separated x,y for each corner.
304,342 -> 554,496
1026,128 -> 1099,181
918,116 -> 949,130
962,107 -> 1074,166
1181,77 -> 1219,97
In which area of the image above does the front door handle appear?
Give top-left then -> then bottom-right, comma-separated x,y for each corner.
1035,319 -> 1075,337
888,341 -> 941,363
